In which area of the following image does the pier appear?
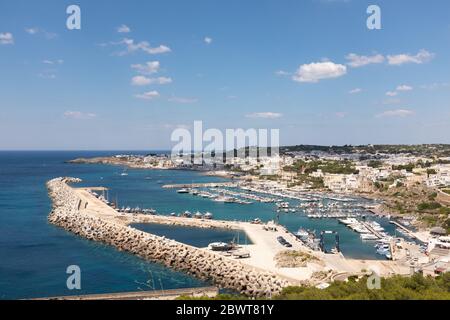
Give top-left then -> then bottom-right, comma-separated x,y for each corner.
360,221 -> 383,239
32,286 -> 219,300
390,220 -> 427,243
162,182 -> 237,189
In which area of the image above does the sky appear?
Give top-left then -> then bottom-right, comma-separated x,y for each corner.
0,0 -> 450,150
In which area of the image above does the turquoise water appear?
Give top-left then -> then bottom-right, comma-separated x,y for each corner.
132,224 -> 251,248
0,151 -> 395,299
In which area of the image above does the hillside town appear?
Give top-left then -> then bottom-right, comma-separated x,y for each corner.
71,145 -> 450,234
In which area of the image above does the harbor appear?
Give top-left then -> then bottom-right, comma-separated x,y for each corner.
49,177 -> 423,293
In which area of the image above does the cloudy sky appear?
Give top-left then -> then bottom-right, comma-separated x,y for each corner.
1,0 -> 450,150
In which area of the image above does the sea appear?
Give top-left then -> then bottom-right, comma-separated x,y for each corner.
0,151 -> 400,299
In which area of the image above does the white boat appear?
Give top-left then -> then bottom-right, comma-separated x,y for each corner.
194,211 -> 203,219
177,188 -> 190,194
203,212 -> 213,219
182,211 -> 192,218
295,228 -> 309,239
360,233 -> 379,241
208,242 -> 233,251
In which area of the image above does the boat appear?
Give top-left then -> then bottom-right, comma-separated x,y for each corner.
182,211 -> 192,218
251,218 -> 262,224
295,228 -> 309,239
177,188 -> 190,194
360,233 -> 379,241
203,212 -> 213,219
194,211 -> 203,219
208,242 -> 234,251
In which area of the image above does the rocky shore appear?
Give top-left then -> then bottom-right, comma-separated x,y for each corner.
47,177 -> 291,297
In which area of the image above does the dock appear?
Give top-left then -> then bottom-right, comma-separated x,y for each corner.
162,182 -> 237,189
390,220 -> 426,243
360,221 -> 383,239
31,286 -> 219,300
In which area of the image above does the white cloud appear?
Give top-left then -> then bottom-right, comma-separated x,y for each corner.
153,77 -> 172,85
131,76 -> 172,86
349,88 -> 362,94
135,91 -> 160,100
292,61 -> 347,83
246,112 -> 283,119
168,97 -> 198,104
43,59 -> 64,65
115,38 -> 171,56
131,76 -> 151,86
376,109 -> 415,118
0,32 -> 14,45
275,70 -> 290,76
25,28 -> 39,35
64,111 -> 97,119
387,49 -> 434,65
117,24 -> 131,33
420,82 -> 450,90
25,27 -> 57,39
146,45 -> 171,54
346,53 -> 385,68
396,85 -> 413,91
386,91 -> 398,97
131,61 -> 160,74
204,37 -> 212,44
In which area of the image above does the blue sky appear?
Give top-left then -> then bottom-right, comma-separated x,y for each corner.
0,0 -> 449,150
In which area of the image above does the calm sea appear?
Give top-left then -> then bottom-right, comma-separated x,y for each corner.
0,151 -> 397,299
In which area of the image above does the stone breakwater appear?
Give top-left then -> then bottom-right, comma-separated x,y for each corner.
47,177 -> 291,297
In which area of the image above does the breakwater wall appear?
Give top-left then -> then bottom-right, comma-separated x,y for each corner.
47,177 -> 290,297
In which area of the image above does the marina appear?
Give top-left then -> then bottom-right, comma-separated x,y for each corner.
52,178 -> 414,289
89,172 -> 409,261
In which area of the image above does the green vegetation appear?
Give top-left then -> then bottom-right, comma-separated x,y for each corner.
418,202 -> 442,212
281,144 -> 450,157
367,160 -> 383,168
392,163 -> 415,172
285,159 -> 358,175
179,273 -> 450,300
446,218 -> 450,234
277,273 -> 450,300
